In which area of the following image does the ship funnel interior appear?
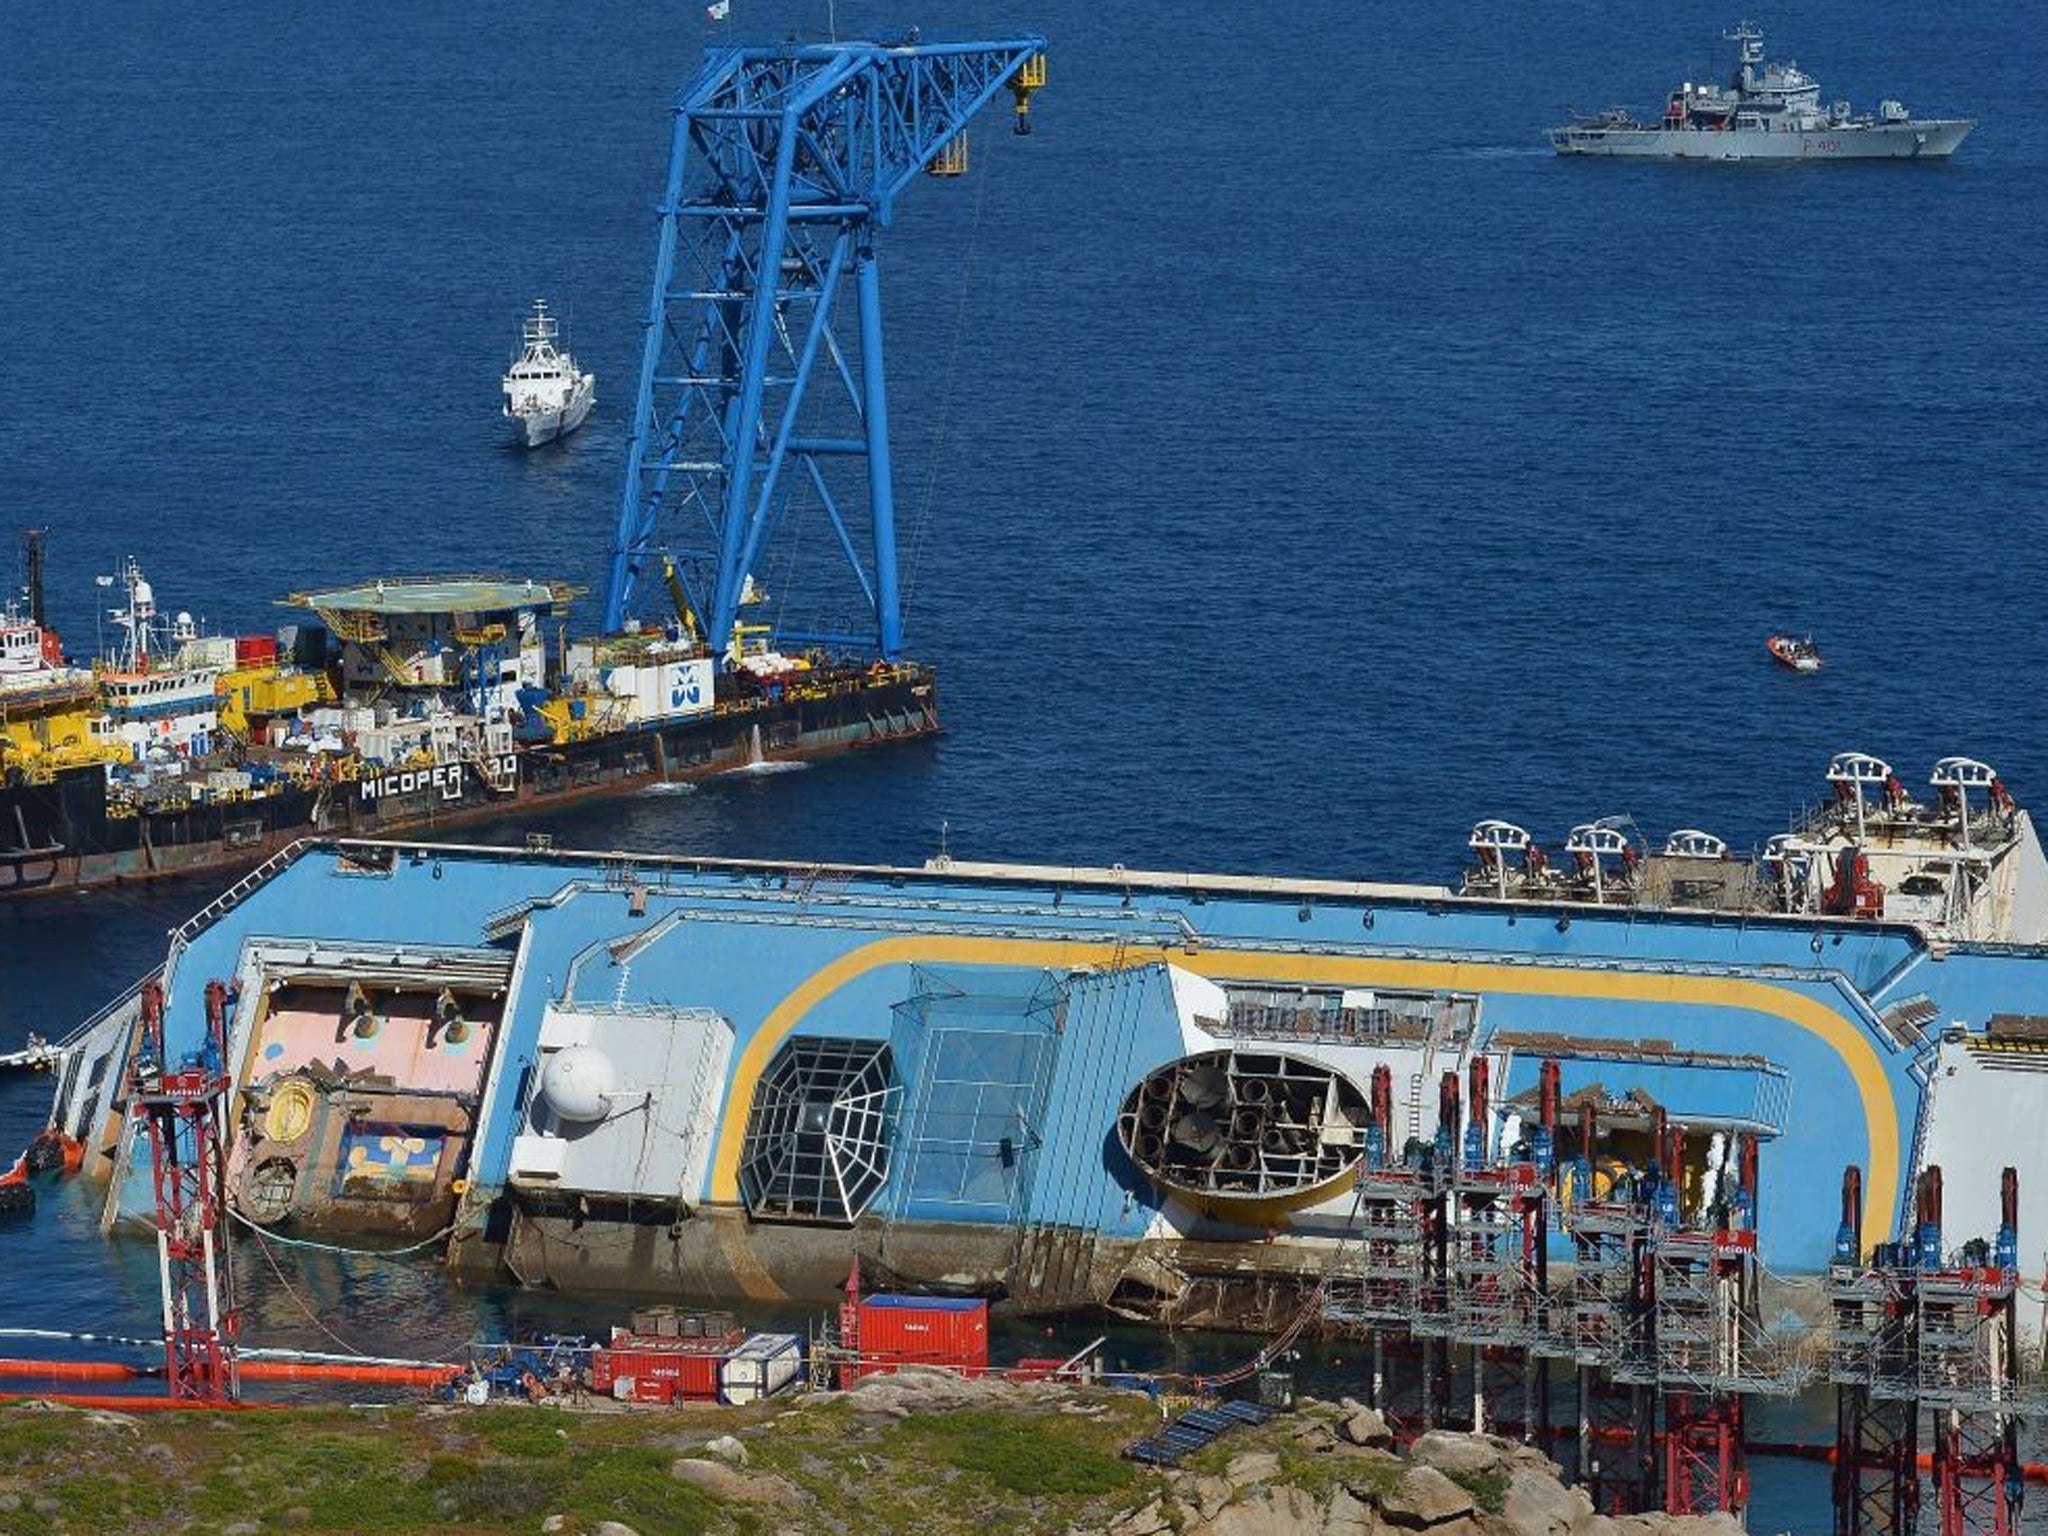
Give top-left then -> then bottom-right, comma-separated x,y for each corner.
1117,1048 -> 1368,1204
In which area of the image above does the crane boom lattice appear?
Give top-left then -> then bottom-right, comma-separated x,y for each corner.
603,35 -> 1048,656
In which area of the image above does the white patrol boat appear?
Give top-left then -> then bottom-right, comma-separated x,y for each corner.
502,300 -> 595,448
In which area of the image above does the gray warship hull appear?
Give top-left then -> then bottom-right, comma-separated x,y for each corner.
1554,25 -> 1974,162
1554,118 -> 1974,160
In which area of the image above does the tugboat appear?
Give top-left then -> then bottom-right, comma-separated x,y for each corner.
1767,633 -> 1824,673
501,300 -> 595,448
1551,24 -> 1974,159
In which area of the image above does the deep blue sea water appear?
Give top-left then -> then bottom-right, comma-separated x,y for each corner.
2,3 -> 2043,1525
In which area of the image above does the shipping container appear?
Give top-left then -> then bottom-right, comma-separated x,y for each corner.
235,635 -> 279,666
720,1332 -> 803,1405
630,1307 -> 740,1340
856,1295 -> 990,1374
590,1335 -> 732,1403
613,1374 -> 699,1405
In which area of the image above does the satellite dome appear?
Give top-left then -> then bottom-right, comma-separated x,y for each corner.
540,1046 -> 617,1123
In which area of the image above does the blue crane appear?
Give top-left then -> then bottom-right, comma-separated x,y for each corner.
601,35 -> 1048,660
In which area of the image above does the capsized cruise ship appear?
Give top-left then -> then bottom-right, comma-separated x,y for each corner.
39,751 -> 2048,1323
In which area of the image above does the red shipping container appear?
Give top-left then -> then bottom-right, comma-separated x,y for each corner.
593,1335 -> 731,1402
857,1295 -> 990,1373
235,635 -> 279,666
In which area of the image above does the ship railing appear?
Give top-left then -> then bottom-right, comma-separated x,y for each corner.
52,966 -> 162,1053
170,838 -> 315,944
480,878 -> 584,942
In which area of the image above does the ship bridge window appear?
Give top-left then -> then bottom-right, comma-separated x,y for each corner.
738,1037 -> 894,1225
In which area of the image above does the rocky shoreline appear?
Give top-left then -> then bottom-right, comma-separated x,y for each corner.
0,1371 -> 1773,1536
1076,1393 -> 1750,1536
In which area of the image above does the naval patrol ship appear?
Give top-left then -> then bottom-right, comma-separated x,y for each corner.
1551,24 -> 1974,159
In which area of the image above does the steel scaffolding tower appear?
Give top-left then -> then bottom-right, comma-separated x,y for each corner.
1326,1059 -> 1802,1524
130,977 -> 239,1403
1829,1165 -> 2033,1536
603,36 -> 1047,653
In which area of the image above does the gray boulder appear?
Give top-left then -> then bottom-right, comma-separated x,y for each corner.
668,1457 -> 793,1503
1381,1465 -> 1478,1528
1110,1496 -> 1174,1536
1409,1431 -> 1508,1479
1186,1484 -> 1325,1536
1226,1450 -> 1283,1487
703,1433 -> 750,1465
1341,1407 -> 1395,1448
1326,1486 -> 1381,1536
1500,1466 -> 1595,1536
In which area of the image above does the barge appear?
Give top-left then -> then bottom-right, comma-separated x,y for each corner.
0,554 -> 935,896
39,749 -> 2048,1326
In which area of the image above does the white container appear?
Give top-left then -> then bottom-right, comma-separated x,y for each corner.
719,1332 -> 802,1405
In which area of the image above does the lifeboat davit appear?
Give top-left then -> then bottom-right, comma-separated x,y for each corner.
1767,634 -> 1823,673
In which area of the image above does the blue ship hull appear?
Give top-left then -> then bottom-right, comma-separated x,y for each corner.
43,802 -> 2048,1317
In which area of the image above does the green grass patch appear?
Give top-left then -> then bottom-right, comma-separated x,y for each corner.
886,1407 -> 1134,1499
1271,1444 -> 1343,1502
1451,1465 -> 1509,1514
423,1453 -> 566,1525
1,1392 -> 1180,1536
0,1411 -> 82,1466
563,1445 -> 719,1536
472,1408 -> 573,1459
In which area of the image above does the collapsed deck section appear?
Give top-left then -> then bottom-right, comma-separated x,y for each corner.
45,833 -> 2048,1313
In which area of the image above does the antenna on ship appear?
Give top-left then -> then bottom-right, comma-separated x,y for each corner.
20,528 -> 47,631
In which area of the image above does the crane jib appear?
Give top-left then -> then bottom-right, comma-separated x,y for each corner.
602,37 -> 1049,665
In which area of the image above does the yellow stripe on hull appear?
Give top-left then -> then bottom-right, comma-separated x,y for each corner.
706,938 -> 1902,1245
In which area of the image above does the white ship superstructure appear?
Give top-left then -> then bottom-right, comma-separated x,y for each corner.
501,300 -> 595,448
96,557 -> 224,759
1461,751 -> 2048,945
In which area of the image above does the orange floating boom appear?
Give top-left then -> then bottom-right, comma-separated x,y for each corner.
1749,1441 -> 2048,1486
0,1358 -> 460,1390
0,1358 -> 141,1381
236,1361 -> 461,1388
0,1391 -> 273,1412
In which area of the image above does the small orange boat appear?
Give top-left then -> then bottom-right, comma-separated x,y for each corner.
0,1154 -> 31,1218
1767,633 -> 1823,673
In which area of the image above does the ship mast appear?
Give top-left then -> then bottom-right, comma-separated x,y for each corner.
105,556 -> 155,672
20,528 -> 47,631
